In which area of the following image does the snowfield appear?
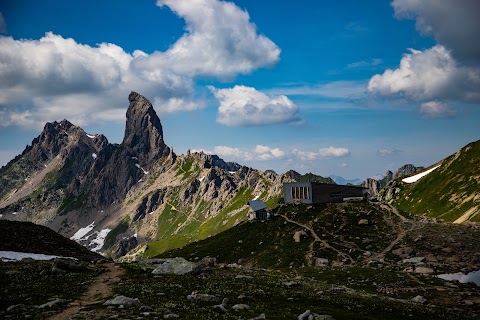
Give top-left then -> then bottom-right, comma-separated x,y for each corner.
0,250 -> 76,262
70,221 -> 95,241
402,165 -> 440,184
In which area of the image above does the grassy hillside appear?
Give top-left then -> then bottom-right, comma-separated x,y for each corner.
148,201 -> 480,319
379,140 -> 480,223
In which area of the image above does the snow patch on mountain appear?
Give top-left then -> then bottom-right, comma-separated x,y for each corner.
70,221 -> 95,241
402,165 -> 440,184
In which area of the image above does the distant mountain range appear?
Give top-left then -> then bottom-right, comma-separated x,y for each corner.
328,175 -> 362,185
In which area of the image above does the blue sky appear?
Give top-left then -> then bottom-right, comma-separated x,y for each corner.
1,0 -> 479,180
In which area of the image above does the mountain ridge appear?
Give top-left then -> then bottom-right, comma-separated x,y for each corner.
0,92 -> 332,259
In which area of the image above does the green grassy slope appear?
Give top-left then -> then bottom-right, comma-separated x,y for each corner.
382,140 -> 480,222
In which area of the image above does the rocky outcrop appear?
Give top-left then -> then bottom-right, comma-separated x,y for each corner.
114,236 -> 138,259
123,92 -> 171,165
133,189 -> 167,222
393,164 -> 422,180
362,164 -> 422,198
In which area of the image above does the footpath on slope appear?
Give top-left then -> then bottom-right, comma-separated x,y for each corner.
49,262 -> 125,320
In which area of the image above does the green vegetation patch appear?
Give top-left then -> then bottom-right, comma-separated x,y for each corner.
103,218 -> 130,250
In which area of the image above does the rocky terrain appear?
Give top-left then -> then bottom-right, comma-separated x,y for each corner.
1,201 -> 479,320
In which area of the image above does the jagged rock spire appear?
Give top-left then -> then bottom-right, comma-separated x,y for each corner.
123,92 -> 168,164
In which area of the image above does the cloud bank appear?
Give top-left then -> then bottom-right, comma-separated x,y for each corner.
0,0 -> 280,129
292,147 -> 350,161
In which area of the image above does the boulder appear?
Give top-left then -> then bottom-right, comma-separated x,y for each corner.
187,293 -> 219,302
51,259 -> 85,273
411,295 -> 427,304
298,310 -> 312,320
152,257 -> 196,275
401,257 -> 426,264
315,258 -> 329,267
358,219 -> 369,226
232,304 -> 250,311
103,295 -> 141,306
38,298 -> 68,308
294,230 -> 308,243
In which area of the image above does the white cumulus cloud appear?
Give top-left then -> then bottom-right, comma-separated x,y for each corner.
192,144 -> 285,162
254,145 -> 285,160
211,85 -> 300,127
154,0 -> 280,78
293,147 -> 350,161
419,101 -> 456,119
0,0 -> 280,129
369,1 -> 480,107
368,45 -> 480,103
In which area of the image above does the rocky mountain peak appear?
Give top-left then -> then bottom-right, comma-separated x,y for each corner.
123,92 -> 169,164
392,164 -> 421,180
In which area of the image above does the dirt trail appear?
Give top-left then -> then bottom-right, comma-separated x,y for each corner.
279,214 -> 354,265
369,204 -> 417,263
49,262 -> 125,320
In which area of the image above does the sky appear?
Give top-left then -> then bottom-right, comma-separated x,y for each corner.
0,0 -> 479,180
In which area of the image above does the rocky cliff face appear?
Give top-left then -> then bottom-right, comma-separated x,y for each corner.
123,92 -> 171,165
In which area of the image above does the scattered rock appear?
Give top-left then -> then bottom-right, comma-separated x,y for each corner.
284,281 -> 299,287
164,314 -> 179,318
298,310 -> 312,320
248,313 -> 266,320
315,258 -> 329,267
6,304 -> 25,312
358,219 -> 369,226
414,266 -> 434,274
298,310 -> 335,320
51,259 -> 85,273
37,298 -> 68,308
187,293 -> 219,302
140,305 -> 153,312
196,256 -> 217,269
411,295 -> 427,304
152,257 -> 196,275
294,230 -> 308,242
232,303 -> 250,311
401,257 -> 426,264
213,304 -> 227,313
236,275 -> 254,279
103,295 -> 141,306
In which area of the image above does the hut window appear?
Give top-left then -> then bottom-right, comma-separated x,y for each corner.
292,186 -> 310,200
